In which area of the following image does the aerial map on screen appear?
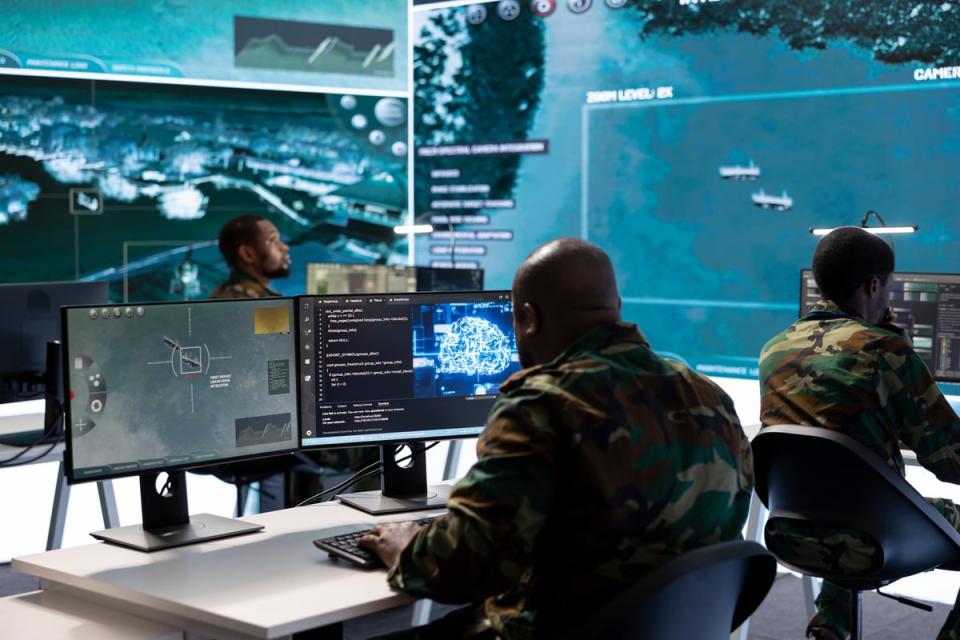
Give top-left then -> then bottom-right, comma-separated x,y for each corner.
0,76 -> 409,301
413,0 -> 960,378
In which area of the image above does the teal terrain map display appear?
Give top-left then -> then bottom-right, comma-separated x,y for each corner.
66,299 -> 297,479
413,0 -> 960,379
0,76 -> 409,302
0,0 -> 406,92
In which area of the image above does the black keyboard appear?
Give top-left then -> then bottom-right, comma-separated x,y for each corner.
313,516 -> 441,569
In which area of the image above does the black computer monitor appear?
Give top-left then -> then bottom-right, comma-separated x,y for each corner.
305,262 -> 417,295
800,269 -> 960,383
0,281 -> 109,402
62,298 -> 300,551
415,266 -> 484,292
298,290 -> 519,514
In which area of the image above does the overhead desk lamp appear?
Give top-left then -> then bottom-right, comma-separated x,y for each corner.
810,210 -> 919,236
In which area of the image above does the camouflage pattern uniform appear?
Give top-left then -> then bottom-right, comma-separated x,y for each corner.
759,299 -> 960,640
388,323 -> 754,640
209,269 -> 282,299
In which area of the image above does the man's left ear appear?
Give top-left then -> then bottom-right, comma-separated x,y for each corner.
521,301 -> 540,338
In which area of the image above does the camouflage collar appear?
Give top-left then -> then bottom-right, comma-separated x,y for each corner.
810,299 -> 845,315
226,269 -> 281,297
806,299 -> 864,322
500,322 -> 647,391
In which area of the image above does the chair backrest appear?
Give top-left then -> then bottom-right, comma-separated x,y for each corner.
559,541 -> 776,640
753,425 -> 960,584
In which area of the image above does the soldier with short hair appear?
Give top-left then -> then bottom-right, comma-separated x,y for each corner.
759,226 -> 960,640
210,214 -> 290,300
360,238 -> 754,640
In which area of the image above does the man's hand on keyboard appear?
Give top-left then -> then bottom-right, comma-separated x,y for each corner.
358,521 -> 423,569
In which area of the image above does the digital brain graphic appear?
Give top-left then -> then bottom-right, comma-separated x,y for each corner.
437,316 -> 512,376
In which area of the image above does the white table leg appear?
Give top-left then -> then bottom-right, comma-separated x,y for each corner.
97,480 -> 119,529
46,460 -> 71,551
802,575 -> 821,621
411,599 -> 433,627
443,440 -> 463,481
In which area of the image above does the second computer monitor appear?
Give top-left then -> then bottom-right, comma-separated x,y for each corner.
800,269 -> 960,383
415,267 -> 484,292
305,262 -> 485,295
299,290 -> 520,448
306,263 -> 417,295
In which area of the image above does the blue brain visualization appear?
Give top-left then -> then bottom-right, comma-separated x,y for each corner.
437,316 -> 512,377
412,301 -> 520,399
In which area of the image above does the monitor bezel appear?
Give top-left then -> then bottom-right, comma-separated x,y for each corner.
798,267 -> 960,383
296,289 -> 512,450
61,297 -> 302,485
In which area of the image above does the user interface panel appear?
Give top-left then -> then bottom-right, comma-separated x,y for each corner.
63,298 -> 299,481
299,291 -> 520,447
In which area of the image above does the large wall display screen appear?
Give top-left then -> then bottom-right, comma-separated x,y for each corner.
0,0 -> 407,92
0,75 -> 409,302
412,0 -> 960,378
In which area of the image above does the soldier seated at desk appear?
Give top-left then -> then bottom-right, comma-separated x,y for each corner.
359,238 -> 754,640
759,226 -> 960,640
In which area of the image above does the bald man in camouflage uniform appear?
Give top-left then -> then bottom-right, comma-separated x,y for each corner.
760,227 -> 960,640
360,238 -> 754,640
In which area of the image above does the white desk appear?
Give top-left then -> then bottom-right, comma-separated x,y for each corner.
0,589 -> 182,640
13,502 -> 440,639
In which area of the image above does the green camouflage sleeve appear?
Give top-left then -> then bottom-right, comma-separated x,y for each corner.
387,391 -> 556,602
877,335 -> 960,483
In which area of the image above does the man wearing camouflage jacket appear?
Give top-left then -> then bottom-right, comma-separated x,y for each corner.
360,238 -> 754,639
759,226 -> 960,640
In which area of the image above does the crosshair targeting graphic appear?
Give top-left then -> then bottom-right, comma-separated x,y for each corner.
146,307 -> 232,413
437,316 -> 512,376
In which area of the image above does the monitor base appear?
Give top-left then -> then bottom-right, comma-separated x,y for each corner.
338,484 -> 451,515
90,513 -> 263,552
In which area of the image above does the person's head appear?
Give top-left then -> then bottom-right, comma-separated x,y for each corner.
511,238 -> 622,368
218,214 -> 290,284
812,226 -> 895,324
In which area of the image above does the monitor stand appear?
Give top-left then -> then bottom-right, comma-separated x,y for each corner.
90,470 -> 263,552
338,442 -> 450,515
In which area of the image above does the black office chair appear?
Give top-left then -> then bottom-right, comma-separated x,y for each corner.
753,425 -> 960,640
559,541 -> 776,640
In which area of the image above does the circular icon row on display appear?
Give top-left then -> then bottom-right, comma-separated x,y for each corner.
89,306 -> 145,319
470,0 -> 627,24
